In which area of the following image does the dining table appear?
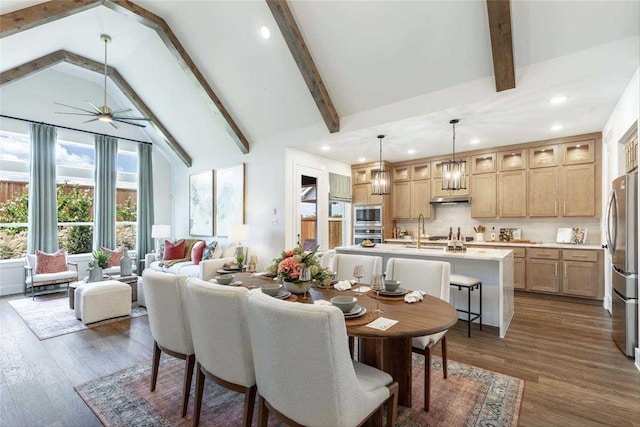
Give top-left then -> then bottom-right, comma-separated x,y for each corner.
233,272 -> 459,408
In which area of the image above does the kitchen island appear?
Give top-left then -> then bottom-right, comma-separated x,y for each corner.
335,244 -> 514,337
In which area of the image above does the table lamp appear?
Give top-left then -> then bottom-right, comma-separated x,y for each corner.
151,224 -> 171,259
229,224 -> 250,267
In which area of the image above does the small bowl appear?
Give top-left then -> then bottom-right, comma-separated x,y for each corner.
384,280 -> 401,292
215,274 -> 235,285
261,284 -> 282,297
330,296 -> 357,313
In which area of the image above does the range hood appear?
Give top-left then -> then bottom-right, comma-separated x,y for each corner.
429,196 -> 471,205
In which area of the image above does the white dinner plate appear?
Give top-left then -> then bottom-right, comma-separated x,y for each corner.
379,287 -> 409,296
273,290 -> 292,299
344,305 -> 367,319
343,305 -> 363,316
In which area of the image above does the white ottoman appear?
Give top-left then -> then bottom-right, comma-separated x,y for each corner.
75,280 -> 131,325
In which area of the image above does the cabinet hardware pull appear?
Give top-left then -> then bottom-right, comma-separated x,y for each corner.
554,201 -> 557,214
555,263 -> 558,277
563,202 -> 566,214
573,255 -> 588,258
564,262 -> 567,278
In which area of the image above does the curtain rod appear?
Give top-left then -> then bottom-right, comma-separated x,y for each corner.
0,114 -> 153,145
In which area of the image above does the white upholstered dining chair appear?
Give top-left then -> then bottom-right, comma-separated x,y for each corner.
142,269 -> 195,417
385,257 -> 451,412
185,278 -> 256,427
330,253 -> 383,284
246,289 -> 398,427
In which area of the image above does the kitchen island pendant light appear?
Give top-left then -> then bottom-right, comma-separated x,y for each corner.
371,135 -> 391,195
441,119 -> 467,191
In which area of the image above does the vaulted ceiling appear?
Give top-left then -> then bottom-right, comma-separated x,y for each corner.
0,0 -> 638,166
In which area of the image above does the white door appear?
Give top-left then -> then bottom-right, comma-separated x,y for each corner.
294,165 -> 326,251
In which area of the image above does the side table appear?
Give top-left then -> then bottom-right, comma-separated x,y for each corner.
110,275 -> 138,303
68,281 -> 84,309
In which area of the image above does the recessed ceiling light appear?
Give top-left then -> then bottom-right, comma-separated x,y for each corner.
550,96 -> 568,105
321,145 -> 330,151
358,157 -> 366,162
260,26 -> 271,40
550,124 -> 564,131
470,138 -> 480,145
407,149 -> 416,155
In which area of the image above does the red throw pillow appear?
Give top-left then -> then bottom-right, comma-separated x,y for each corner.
191,241 -> 206,265
164,240 -> 185,260
101,246 -> 125,267
35,249 -> 67,274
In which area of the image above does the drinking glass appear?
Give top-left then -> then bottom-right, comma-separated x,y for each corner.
353,265 -> 365,287
300,267 -> 311,300
370,274 -> 384,316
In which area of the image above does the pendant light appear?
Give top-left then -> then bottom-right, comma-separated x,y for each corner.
441,119 -> 467,191
371,135 -> 391,195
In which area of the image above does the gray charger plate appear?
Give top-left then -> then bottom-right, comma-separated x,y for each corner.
379,287 -> 409,296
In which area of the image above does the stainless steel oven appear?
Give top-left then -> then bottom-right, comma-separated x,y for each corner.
354,227 -> 383,245
354,205 -> 383,227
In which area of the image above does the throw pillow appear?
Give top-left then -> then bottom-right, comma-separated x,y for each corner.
164,239 -> 186,260
201,241 -> 218,261
35,249 -> 67,274
191,241 -> 206,265
101,246 -> 125,267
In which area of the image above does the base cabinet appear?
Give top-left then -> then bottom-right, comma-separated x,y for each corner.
562,261 -> 600,298
514,258 -> 526,290
526,258 -> 560,293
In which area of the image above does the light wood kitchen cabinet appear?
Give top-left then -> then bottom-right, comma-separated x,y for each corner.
411,180 -> 431,219
431,176 -> 470,198
514,258 -> 526,290
529,167 -> 559,217
412,162 -> 430,180
498,170 -> 527,217
393,165 -> 411,182
499,150 -> 527,171
562,260 -> 600,298
562,140 -> 595,165
561,164 -> 595,216
472,153 -> 496,174
471,174 -> 497,218
527,258 -> 560,293
392,182 -> 411,219
353,184 -> 383,205
624,130 -> 638,173
529,145 -> 558,168
353,167 -> 369,184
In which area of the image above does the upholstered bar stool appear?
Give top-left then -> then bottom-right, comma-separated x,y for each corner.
450,274 -> 482,338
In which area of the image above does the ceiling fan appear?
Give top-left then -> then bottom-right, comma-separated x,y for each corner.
55,34 -> 151,129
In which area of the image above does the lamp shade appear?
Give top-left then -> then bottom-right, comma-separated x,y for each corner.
229,224 -> 250,242
151,224 -> 171,239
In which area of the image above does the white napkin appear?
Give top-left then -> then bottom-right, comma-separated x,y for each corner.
334,280 -> 352,291
314,300 -> 332,306
404,290 -> 426,303
366,317 -> 399,331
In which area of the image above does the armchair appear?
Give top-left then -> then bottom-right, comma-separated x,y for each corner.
24,253 -> 78,300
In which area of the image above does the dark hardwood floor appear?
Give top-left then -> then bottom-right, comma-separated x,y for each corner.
1,293 -> 638,427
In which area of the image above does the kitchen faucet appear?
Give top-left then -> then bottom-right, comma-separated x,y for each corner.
417,213 -> 425,249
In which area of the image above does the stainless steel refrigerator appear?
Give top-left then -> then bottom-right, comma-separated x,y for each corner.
606,172 -> 638,357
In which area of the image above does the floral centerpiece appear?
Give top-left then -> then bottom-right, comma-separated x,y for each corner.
265,245 -> 332,294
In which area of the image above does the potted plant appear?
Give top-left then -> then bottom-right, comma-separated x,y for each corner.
88,250 -> 111,282
265,245 -> 332,294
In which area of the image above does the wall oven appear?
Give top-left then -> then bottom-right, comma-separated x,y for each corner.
354,227 -> 383,245
354,205 -> 383,227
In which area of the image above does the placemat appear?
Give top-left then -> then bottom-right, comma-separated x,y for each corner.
366,290 -> 410,301
284,294 -> 298,302
345,311 -> 377,326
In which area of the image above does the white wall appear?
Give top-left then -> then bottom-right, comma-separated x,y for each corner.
601,67 -> 640,369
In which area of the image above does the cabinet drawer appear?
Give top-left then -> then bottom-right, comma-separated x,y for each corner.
503,247 -> 525,258
563,249 -> 598,262
527,248 -> 560,259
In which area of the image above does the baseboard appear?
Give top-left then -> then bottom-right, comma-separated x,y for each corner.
635,348 -> 640,371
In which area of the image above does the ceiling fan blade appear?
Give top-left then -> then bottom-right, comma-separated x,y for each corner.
113,116 -> 152,121
110,108 -> 132,115
114,118 -> 147,128
83,118 -> 100,123
85,100 -> 103,113
55,112 -> 98,117
54,102 -> 96,114
110,122 -> 119,129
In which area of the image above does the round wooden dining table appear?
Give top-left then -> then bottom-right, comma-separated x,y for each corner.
236,273 -> 458,407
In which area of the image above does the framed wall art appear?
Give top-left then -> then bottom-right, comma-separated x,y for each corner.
215,163 -> 245,237
189,170 -> 214,236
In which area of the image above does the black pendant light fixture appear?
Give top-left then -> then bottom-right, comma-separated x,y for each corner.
441,119 -> 467,191
371,134 -> 391,195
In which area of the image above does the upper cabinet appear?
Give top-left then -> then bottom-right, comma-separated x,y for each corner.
472,153 -> 496,174
529,145 -> 558,168
411,162 -> 430,180
561,164 -> 595,216
471,174 -> 497,218
498,170 -> 527,217
392,181 -> 411,219
353,167 -> 369,185
411,180 -> 432,219
529,168 -> 559,217
499,149 -> 527,171
431,176 -> 470,198
562,140 -> 595,165
393,165 -> 411,182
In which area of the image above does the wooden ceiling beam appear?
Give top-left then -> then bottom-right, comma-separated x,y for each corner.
266,0 -> 340,133
486,0 -> 515,92
0,0 -> 250,154
0,50 -> 193,166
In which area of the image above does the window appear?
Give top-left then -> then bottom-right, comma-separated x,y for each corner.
0,130 -> 138,259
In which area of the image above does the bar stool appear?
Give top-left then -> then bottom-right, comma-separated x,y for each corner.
450,274 -> 482,338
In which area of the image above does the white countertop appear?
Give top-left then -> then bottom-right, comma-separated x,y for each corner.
337,244 -> 513,261
384,239 -> 602,250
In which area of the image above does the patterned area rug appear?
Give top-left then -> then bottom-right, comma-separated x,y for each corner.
76,353 -> 524,427
8,294 -> 147,340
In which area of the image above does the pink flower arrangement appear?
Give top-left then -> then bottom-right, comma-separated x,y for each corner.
278,256 -> 300,280
265,245 -> 332,285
